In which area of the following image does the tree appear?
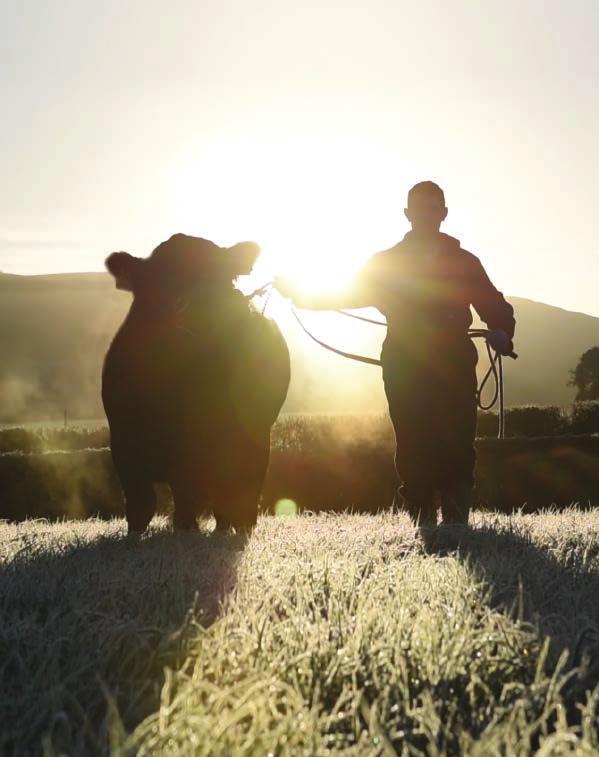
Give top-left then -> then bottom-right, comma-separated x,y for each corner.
569,347 -> 599,401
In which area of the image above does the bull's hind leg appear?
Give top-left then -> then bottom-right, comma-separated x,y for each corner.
231,493 -> 259,536
225,431 -> 271,536
170,475 -> 201,532
109,429 -> 157,535
121,477 -> 157,535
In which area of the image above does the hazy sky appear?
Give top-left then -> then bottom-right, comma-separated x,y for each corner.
2,1 -> 598,315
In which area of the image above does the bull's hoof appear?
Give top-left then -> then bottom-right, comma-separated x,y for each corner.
213,517 -> 233,535
173,519 -> 199,533
441,514 -> 470,527
227,521 -> 254,548
235,521 -> 256,538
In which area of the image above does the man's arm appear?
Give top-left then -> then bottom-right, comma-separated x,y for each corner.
274,279 -> 374,310
469,257 -> 516,340
275,257 -> 379,310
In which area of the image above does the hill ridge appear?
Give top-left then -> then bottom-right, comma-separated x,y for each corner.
0,273 -> 597,420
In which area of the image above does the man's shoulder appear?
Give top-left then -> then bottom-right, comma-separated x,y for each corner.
370,236 -> 479,262
361,244 -> 403,279
369,241 -> 404,263
440,234 -> 483,270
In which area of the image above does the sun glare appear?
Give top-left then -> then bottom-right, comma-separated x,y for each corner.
166,138 -> 419,348
169,138 -> 410,298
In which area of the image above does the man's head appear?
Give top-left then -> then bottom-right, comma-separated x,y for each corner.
404,181 -> 447,235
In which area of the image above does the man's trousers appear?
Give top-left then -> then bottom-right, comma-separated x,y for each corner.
381,335 -> 478,522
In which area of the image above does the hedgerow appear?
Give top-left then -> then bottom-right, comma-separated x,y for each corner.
1,433 -> 598,521
2,403 -> 598,455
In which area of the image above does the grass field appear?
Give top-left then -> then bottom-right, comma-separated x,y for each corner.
2,510 -> 598,754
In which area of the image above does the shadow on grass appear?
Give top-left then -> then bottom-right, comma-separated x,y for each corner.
0,520 -> 244,755
421,518 -> 599,728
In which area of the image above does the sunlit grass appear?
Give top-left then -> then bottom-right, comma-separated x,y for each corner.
1,510 -> 598,753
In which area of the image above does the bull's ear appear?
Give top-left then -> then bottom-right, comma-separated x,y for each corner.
105,252 -> 142,291
227,241 -> 260,276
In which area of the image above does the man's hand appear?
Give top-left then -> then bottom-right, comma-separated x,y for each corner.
273,275 -> 364,311
487,329 -> 513,356
273,276 -> 298,301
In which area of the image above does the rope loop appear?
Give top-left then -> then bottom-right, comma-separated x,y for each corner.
292,308 -> 515,439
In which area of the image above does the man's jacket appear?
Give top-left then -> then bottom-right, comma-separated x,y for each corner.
353,231 -> 515,347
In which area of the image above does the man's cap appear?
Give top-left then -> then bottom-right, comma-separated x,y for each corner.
407,181 -> 446,207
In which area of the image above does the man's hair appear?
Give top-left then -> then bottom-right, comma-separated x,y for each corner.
407,181 -> 446,207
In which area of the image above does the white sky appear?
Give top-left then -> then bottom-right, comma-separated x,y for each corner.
1,1 -> 598,315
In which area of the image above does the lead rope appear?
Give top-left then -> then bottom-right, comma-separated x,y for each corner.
247,284 -> 514,439
293,309 -> 515,440
245,280 -> 274,315
290,307 -> 383,366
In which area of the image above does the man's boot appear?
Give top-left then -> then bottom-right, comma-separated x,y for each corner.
401,493 -> 437,528
414,504 -> 437,529
440,483 -> 472,526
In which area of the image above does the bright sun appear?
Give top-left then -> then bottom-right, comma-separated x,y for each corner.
169,138 -> 410,298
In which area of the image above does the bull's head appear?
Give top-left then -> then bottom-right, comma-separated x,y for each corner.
105,234 -> 260,309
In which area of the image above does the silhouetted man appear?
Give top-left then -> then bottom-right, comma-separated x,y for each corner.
276,181 -> 515,526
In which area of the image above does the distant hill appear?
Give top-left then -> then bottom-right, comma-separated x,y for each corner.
496,298 -> 599,406
0,271 -> 597,422
0,272 -> 123,422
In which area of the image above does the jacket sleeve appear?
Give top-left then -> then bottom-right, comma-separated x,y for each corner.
469,257 -> 516,339
281,255 -> 380,310
288,283 -> 375,310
